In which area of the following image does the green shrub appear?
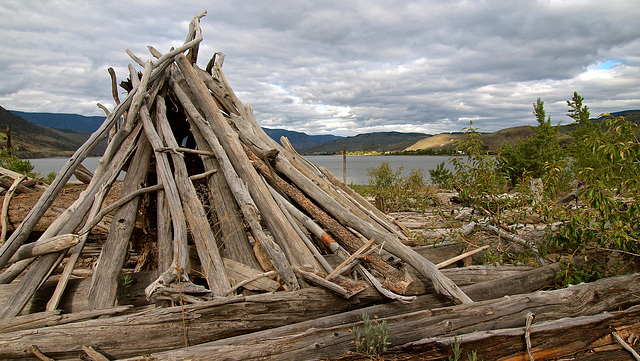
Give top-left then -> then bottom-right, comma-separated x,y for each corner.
366,162 -> 434,211
449,121 -> 509,209
429,161 -> 453,188
0,147 -> 36,176
351,314 -> 389,357
498,98 -> 569,196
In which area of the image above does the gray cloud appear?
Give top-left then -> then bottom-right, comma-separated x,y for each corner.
1,0 -> 639,136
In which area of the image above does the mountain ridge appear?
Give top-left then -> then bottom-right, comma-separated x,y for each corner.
5,109 -> 640,157
0,106 -> 107,158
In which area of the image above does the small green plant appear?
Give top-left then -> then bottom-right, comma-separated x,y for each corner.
44,172 -> 57,185
351,313 -> 389,357
429,161 -> 453,188
447,337 -> 482,361
448,336 -> 463,361
118,274 -> 134,302
0,147 -> 36,176
366,162 -> 434,211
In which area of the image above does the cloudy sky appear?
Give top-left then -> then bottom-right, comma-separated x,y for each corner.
1,1 -> 639,136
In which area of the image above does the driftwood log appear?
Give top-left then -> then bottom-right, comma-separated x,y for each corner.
0,260 -> 581,360
120,272 -> 640,361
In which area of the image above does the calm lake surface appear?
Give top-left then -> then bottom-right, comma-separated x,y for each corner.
29,155 -> 459,185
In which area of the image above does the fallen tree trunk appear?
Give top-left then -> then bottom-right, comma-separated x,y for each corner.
383,305 -> 640,361
0,287 -> 382,360
124,272 -> 640,361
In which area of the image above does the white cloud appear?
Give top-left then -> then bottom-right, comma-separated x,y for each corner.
1,0 -> 639,136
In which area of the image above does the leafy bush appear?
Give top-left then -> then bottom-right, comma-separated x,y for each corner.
498,98 -> 570,196
429,161 -> 453,188
351,314 -> 389,357
366,162 -> 434,211
544,112 -> 640,256
0,147 -> 35,176
449,121 -> 509,209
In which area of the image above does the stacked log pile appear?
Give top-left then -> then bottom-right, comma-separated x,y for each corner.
0,12 -> 638,360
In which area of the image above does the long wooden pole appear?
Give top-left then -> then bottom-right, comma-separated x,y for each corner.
174,55 -> 322,272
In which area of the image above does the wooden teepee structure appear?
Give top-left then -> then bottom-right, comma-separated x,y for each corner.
0,11 -> 471,320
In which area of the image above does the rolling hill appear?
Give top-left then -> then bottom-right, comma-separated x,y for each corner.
303,131 -> 430,154
9,110 -> 342,155
0,106 -> 106,158
406,110 -> 640,152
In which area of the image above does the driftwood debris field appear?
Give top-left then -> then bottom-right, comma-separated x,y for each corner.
0,12 -> 639,361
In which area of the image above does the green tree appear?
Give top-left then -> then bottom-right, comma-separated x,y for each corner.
498,98 -> 567,192
450,121 -> 508,207
567,92 -> 604,180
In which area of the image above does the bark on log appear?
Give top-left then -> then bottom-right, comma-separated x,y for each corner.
124,272 -> 640,361
244,145 -> 412,294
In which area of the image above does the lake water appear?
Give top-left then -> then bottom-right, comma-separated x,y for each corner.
29,155 -> 459,185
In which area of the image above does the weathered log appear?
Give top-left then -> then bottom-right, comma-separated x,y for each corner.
1,174 -> 26,242
170,75 -> 299,290
72,164 -> 93,184
244,146 -> 412,294
160,259 -> 575,357
0,63 -> 153,319
7,234 -> 80,264
126,272 -> 640,361
0,306 -> 132,334
384,306 -> 640,361
175,92 -> 260,271
226,109 -> 470,304
174,53 -> 322,273
0,271 -> 156,316
87,131 -> 153,309
138,100 -> 191,293
155,96 -> 231,296
0,287 -> 383,360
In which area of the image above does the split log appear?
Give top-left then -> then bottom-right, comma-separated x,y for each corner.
127,272 -> 640,361
7,234 -> 80,264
